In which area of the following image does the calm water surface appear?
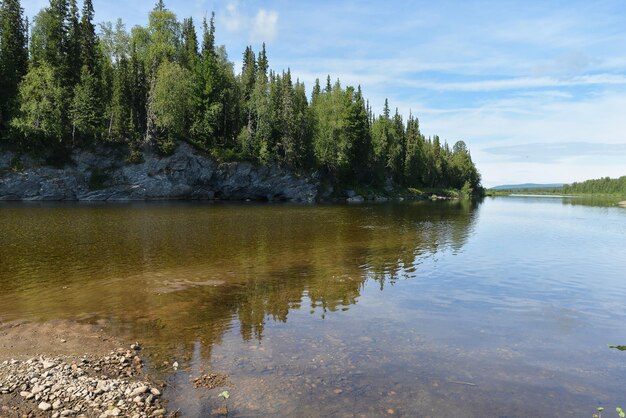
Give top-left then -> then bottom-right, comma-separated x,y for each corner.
1,197 -> 626,417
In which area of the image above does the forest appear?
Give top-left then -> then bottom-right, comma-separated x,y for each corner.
562,176 -> 626,196
0,0 -> 481,192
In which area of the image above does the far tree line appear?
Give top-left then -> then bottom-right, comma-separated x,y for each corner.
563,177 -> 626,196
0,0 -> 481,191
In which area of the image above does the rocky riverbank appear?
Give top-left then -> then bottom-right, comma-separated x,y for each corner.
0,143 -> 319,202
0,321 -> 173,417
0,351 -> 169,418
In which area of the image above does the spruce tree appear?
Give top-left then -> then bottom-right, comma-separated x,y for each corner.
277,69 -> 295,165
201,12 -> 215,57
79,0 -> 98,74
0,0 -> 29,135
257,43 -> 268,78
67,0 -> 81,84
110,55 -> 132,141
311,78 -> 321,103
324,75 -> 331,93
347,85 -> 370,178
191,13 -> 220,149
71,65 -> 102,143
241,46 -> 256,102
180,17 -> 198,71
47,0 -> 70,75
292,80 -> 312,168
129,43 -> 147,144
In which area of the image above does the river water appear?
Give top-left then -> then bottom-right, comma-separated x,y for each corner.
1,197 -> 625,417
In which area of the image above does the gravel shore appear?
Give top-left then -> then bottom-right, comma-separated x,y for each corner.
0,349 -> 172,418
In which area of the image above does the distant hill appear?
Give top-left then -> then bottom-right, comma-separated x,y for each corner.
491,183 -> 564,190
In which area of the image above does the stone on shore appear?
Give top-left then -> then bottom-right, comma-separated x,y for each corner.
38,401 -> 52,411
0,351 -> 167,417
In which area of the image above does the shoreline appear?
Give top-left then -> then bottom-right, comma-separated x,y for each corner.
0,143 -> 479,203
0,321 -> 171,418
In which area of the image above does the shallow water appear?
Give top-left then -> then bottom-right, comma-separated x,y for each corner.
1,197 -> 625,417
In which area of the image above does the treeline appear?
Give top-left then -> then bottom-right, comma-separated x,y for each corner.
563,176 -> 626,196
0,0 -> 481,190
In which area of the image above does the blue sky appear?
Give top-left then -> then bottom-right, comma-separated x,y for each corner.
22,0 -> 626,186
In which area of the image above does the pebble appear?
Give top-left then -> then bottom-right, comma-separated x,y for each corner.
42,360 -> 56,369
38,401 -> 52,411
0,351 -> 167,417
20,391 -> 34,399
130,385 -> 148,397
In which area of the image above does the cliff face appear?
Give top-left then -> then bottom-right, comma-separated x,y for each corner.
0,143 -> 319,202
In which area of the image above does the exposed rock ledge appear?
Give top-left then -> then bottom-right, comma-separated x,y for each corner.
0,143 -> 319,202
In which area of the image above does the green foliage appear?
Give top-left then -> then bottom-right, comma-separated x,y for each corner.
2,0 -> 481,193
126,146 -> 144,164
608,345 -> 626,351
149,61 -> 193,153
0,0 -> 29,135
147,3 -> 180,67
563,177 -> 626,196
9,155 -> 24,172
80,0 -> 98,74
311,79 -> 369,179
71,66 -> 102,142
179,17 -> 198,71
460,180 -> 473,198
11,63 -> 65,143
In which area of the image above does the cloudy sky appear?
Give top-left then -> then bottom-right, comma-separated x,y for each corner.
22,0 -> 626,186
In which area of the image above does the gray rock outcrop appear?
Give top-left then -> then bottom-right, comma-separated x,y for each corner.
0,143 -> 319,202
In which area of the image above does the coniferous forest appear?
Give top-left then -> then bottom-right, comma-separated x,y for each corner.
562,177 -> 626,196
0,0 -> 482,192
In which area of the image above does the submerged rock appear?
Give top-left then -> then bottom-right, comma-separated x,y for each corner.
0,143 -> 319,202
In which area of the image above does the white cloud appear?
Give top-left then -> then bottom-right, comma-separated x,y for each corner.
402,74 -> 626,92
417,90 -> 626,186
216,2 -> 278,43
251,9 -> 279,43
222,1 -> 243,33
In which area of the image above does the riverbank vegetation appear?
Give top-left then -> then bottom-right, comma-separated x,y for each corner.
0,0 -> 481,194
562,177 -> 626,196
487,176 -> 626,198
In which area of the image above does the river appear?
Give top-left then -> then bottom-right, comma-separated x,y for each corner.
1,197 -> 625,417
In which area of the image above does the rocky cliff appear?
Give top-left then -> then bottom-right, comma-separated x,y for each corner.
0,143 -> 319,202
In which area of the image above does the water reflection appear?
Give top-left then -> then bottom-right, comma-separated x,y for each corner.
0,201 -> 479,353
